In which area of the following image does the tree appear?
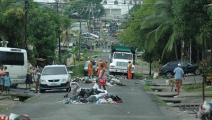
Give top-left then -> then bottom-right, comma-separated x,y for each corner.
120,0 -> 212,64
0,1 -> 71,64
28,3 -> 71,64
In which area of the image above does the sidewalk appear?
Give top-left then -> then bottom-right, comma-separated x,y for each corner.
145,76 -> 209,120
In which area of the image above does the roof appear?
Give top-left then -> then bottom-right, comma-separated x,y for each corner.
44,65 -> 66,68
0,47 -> 26,53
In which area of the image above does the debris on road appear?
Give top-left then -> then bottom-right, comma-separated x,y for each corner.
108,76 -> 127,86
0,113 -> 31,120
197,101 -> 212,120
62,82 -> 123,104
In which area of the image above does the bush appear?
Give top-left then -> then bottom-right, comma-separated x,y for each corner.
207,66 -> 212,73
70,63 -> 84,77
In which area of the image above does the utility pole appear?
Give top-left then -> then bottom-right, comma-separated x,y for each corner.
56,0 -> 61,63
78,16 -> 82,61
24,0 -> 29,49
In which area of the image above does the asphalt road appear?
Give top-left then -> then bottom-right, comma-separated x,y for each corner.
2,80 -> 174,120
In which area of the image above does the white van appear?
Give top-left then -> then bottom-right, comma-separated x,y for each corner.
0,47 -> 27,86
39,65 -> 71,93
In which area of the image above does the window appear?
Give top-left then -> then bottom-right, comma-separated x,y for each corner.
114,53 -> 133,59
0,51 -> 24,65
114,0 -> 118,5
42,67 -> 67,75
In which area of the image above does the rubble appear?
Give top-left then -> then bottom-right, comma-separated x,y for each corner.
197,101 -> 212,120
62,82 -> 123,104
71,75 -> 127,86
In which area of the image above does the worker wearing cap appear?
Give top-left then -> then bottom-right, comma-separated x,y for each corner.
174,63 -> 184,95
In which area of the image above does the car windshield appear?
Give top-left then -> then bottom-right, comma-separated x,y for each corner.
42,67 -> 67,75
113,53 -> 133,60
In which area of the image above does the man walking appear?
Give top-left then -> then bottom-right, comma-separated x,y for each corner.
174,63 -> 184,95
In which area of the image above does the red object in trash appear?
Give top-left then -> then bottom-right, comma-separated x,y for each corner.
99,79 -> 106,86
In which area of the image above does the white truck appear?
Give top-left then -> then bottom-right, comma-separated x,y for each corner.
109,44 -> 135,78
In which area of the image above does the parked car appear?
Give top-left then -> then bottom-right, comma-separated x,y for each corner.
39,65 -> 71,93
159,61 -> 200,78
83,61 -> 97,76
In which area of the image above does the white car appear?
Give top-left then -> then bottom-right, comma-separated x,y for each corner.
39,65 -> 71,93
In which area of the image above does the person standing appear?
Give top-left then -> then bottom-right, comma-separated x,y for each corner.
4,72 -> 11,94
127,61 -> 133,80
96,60 -> 102,77
87,60 -> 93,78
25,67 -> 33,89
34,66 -> 41,93
98,63 -> 107,90
0,66 -> 5,92
174,63 -> 184,95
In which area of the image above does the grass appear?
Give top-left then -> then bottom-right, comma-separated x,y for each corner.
152,95 -> 166,106
183,83 -> 212,92
134,72 -> 143,79
70,62 -> 84,77
143,84 -> 152,91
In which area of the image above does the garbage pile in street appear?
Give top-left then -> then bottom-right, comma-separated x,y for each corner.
71,75 -> 127,87
0,113 -> 31,120
62,82 -> 123,104
197,101 -> 212,120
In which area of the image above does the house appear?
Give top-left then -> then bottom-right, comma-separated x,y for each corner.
101,0 -> 142,20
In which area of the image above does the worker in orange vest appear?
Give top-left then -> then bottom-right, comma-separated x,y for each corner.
127,61 -> 133,80
88,60 -> 93,78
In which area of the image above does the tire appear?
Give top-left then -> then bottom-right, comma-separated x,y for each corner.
194,69 -> 200,75
166,72 -> 173,78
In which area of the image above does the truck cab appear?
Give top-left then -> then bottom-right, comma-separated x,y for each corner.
109,44 -> 135,77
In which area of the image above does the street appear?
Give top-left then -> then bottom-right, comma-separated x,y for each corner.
3,80 -> 171,120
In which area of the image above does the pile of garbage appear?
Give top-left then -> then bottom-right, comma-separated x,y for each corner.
0,113 -> 30,120
71,75 -> 127,87
107,76 -> 126,86
197,101 -> 212,120
62,82 -> 123,104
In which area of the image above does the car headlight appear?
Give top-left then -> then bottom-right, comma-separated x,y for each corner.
61,79 -> 67,82
40,79 -> 46,83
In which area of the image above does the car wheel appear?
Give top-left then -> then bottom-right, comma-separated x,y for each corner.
166,72 -> 173,78
194,69 -> 200,75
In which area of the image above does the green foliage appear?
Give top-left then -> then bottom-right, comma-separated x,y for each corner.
0,1 -> 71,64
208,66 -> 212,73
120,0 -> 212,63
71,63 -> 84,77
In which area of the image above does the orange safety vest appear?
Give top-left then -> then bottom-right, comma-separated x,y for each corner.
88,62 -> 93,76
127,63 -> 132,80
